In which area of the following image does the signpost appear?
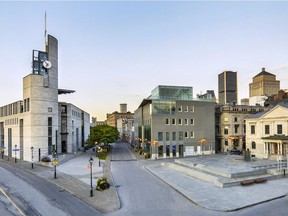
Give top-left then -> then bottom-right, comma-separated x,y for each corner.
52,159 -> 58,179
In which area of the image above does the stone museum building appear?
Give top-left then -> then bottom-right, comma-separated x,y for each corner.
0,34 -> 90,162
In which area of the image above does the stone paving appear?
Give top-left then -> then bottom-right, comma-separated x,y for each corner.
145,154 -> 288,211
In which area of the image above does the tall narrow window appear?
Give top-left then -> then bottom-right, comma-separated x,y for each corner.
172,132 -> 176,141
277,125 -> 283,135
224,127 -> 228,135
251,125 -> 255,134
178,119 -> 182,125
265,125 -> 270,135
158,132 -> 163,141
27,98 -> 30,111
48,117 -> 52,155
166,132 -> 170,141
179,132 -> 183,141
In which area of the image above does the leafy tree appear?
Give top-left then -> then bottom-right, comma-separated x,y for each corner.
87,125 -> 119,146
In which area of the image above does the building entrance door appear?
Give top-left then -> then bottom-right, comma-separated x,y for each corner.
179,145 -> 184,157
62,141 -> 67,153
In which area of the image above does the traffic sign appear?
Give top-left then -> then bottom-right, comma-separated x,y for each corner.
52,159 -> 58,166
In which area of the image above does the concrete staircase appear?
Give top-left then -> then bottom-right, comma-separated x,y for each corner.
161,159 -> 285,188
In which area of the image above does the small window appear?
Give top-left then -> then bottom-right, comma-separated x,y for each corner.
48,107 -> 53,112
172,118 -> 176,125
184,119 -> 188,125
185,132 -> 188,138
251,141 -> 256,149
234,117 -> 238,122
178,119 -> 182,125
225,139 -> 228,146
190,119 -> 194,125
184,106 -> 188,112
178,106 -> 182,112
166,118 -> 170,125
190,106 -> 194,112
190,131 -> 194,138
251,125 -> 255,134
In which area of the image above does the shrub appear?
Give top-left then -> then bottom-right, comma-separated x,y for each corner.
41,156 -> 51,162
145,152 -> 151,158
96,177 -> 110,191
97,152 -> 107,160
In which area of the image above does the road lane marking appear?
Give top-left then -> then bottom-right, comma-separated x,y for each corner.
0,187 -> 26,216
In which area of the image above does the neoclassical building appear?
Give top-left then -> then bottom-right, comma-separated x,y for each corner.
215,105 -> 268,153
0,34 -> 90,162
245,103 -> 288,160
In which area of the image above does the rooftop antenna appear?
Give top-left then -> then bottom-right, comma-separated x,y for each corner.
44,11 -> 47,52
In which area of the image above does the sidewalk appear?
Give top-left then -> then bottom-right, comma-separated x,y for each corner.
0,151 -> 120,213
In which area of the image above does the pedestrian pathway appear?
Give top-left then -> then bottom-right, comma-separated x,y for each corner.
146,160 -> 288,212
0,150 -> 120,213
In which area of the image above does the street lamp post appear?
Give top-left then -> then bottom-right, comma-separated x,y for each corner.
31,146 -> 34,169
89,157 -> 94,197
1,145 -> 4,159
53,150 -> 58,179
14,144 -> 17,163
97,147 -> 100,167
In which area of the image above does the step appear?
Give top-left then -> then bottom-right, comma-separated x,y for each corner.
175,159 -> 267,178
162,162 -> 284,188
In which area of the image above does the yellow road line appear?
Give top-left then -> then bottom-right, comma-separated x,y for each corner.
0,187 -> 26,216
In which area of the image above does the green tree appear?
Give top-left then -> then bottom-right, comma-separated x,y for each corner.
87,125 -> 119,146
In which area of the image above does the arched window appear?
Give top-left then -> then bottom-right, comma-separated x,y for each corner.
251,141 -> 256,149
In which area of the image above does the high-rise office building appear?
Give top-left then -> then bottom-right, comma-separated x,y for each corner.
218,71 -> 238,105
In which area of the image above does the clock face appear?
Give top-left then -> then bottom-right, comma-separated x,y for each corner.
43,60 -> 52,69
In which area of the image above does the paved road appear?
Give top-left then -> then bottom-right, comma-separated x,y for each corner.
107,143 -> 222,216
0,162 -> 101,216
108,143 -> 288,216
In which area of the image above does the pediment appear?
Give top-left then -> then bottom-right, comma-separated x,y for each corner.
260,106 -> 288,120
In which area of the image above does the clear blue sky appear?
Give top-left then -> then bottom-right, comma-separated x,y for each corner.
1,1 -> 288,120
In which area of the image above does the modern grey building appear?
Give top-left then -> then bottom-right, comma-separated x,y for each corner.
134,85 -> 215,159
218,71 -> 238,105
0,34 -> 90,162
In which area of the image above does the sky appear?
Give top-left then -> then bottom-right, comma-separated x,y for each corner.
1,1 -> 288,120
